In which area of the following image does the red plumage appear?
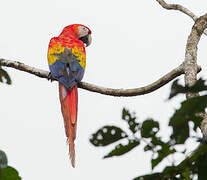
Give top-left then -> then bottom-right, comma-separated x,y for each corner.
59,83 -> 78,167
48,24 -> 92,167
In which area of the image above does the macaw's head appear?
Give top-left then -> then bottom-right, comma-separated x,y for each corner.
60,24 -> 92,47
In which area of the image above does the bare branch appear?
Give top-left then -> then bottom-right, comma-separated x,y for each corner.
156,0 -> 207,36
183,14 -> 207,137
183,13 -> 207,97
0,58 -> 192,97
156,0 -> 197,20
0,59 -> 50,79
181,13 -> 207,135
79,64 -> 185,96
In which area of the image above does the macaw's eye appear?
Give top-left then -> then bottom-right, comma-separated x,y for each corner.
82,27 -> 88,31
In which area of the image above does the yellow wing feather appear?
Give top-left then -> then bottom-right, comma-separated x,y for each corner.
48,40 -> 86,69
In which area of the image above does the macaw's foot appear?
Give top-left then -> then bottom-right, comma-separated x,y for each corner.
47,72 -> 54,82
75,78 -> 80,83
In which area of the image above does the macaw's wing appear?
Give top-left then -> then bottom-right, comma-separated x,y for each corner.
48,38 -> 85,90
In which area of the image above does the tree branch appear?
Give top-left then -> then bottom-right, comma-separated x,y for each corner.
157,0 -> 207,137
0,58 -> 194,97
175,12 -> 207,178
156,0 -> 207,36
183,13 -> 207,98
79,64 -> 185,96
182,13 -> 207,136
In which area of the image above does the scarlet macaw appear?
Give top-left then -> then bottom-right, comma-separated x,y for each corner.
47,24 -> 92,167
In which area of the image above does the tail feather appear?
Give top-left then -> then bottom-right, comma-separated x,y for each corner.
59,83 -> 78,167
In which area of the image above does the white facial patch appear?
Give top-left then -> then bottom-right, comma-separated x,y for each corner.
78,26 -> 89,38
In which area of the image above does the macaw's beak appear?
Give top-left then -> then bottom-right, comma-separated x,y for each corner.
79,34 -> 92,47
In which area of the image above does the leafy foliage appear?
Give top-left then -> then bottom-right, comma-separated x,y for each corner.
168,78 -> 207,99
169,95 -> 205,144
196,151 -> 207,180
90,78 -> 207,180
0,150 -> 21,180
90,108 -> 141,158
0,66 -> 11,85
104,139 -> 140,158
122,108 -> 139,133
90,126 -> 128,146
0,166 -> 21,180
141,119 -> 159,138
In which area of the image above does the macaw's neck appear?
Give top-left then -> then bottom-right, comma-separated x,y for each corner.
59,29 -> 78,40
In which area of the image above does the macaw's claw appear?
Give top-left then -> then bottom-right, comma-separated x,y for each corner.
47,72 -> 54,82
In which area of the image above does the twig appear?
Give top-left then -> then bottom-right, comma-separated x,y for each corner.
0,58 -> 194,97
156,0 -> 207,36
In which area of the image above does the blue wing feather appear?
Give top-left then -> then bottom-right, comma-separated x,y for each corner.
49,48 -> 85,90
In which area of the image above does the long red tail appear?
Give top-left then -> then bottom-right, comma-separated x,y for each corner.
59,83 -> 78,167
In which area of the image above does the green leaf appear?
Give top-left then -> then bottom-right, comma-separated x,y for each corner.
0,150 -> 8,170
196,151 -> 207,180
141,119 -> 159,138
191,115 -> 203,132
0,166 -> 21,180
169,114 -> 190,145
0,67 -> 11,85
89,126 -> 128,146
169,95 -> 207,144
133,173 -> 164,180
150,136 -> 164,146
169,79 -> 186,99
122,108 -> 139,133
151,139 -> 176,169
104,139 -> 140,158
152,149 -> 176,170
144,137 -> 166,152
162,166 -> 178,177
144,144 -> 153,152
169,78 -> 207,99
190,78 -> 207,92
182,169 -> 191,180
122,108 -> 129,120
